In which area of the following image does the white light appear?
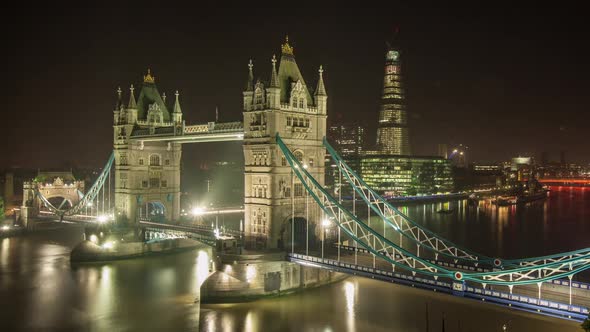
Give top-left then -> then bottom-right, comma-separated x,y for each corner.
102,241 -> 114,249
1,225 -> 10,231
97,215 -> 108,223
192,207 -> 205,216
322,219 -> 330,227
214,228 -> 220,239
246,265 -> 256,283
87,202 -> 93,207
303,164 -> 308,169
89,234 -> 98,243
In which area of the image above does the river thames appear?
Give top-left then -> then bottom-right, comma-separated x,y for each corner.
0,186 -> 588,331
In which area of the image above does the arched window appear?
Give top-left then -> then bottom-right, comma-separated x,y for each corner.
149,154 -> 161,166
293,150 -> 304,163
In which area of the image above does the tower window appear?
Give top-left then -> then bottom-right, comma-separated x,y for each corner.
165,159 -> 170,166
294,183 -> 303,197
139,158 -> 144,166
150,178 -> 159,188
150,155 -> 161,166
299,98 -> 304,108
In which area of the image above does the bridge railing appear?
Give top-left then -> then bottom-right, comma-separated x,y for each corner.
288,253 -> 589,321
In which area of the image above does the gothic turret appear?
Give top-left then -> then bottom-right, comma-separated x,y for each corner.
126,84 -> 138,124
314,65 -> 327,114
266,55 -> 280,109
113,87 -> 122,124
243,60 -> 254,111
172,90 -> 182,124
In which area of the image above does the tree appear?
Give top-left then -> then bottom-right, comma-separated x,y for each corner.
581,313 -> 590,332
0,196 -> 4,217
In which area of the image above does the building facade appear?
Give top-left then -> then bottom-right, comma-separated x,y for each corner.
243,37 -> 327,249
328,124 -> 366,157
347,154 -> 453,196
375,45 -> 411,155
113,71 -> 183,223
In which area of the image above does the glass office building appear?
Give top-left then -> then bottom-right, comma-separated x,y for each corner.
346,154 -> 453,196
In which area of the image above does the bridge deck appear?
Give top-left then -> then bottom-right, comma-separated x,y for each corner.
288,252 -> 590,322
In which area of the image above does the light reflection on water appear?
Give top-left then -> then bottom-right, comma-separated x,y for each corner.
0,187 -> 587,331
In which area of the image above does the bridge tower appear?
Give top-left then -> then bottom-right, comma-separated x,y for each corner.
243,37 -> 328,249
113,70 -> 183,223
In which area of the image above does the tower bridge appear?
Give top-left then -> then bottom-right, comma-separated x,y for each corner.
24,37 -> 590,322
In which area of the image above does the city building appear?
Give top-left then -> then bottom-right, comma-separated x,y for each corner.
346,154 -> 453,196
327,124 -> 366,157
375,43 -> 410,155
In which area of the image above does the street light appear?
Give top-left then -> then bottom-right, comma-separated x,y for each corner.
191,207 -> 205,216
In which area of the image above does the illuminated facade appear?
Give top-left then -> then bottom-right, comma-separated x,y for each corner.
347,155 -> 453,196
375,45 -> 410,155
328,124 -> 366,157
243,37 -> 327,249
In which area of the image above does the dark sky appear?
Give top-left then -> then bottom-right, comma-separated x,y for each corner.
2,3 -> 588,169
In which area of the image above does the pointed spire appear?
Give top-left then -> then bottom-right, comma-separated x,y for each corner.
162,92 -> 167,103
115,86 -> 122,110
245,59 -> 254,91
128,84 -> 137,109
315,65 -> 327,96
270,54 -> 279,88
173,90 -> 182,114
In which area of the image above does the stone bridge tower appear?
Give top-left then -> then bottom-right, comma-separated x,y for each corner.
243,37 -> 328,249
113,70 -> 183,223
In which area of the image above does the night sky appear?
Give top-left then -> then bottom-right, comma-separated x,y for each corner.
2,4 -> 588,169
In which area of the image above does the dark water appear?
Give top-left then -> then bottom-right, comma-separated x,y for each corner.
0,187 -> 587,331
398,186 -> 590,259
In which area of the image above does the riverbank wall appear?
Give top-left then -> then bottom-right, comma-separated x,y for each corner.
200,251 -> 347,303
70,238 -> 204,262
